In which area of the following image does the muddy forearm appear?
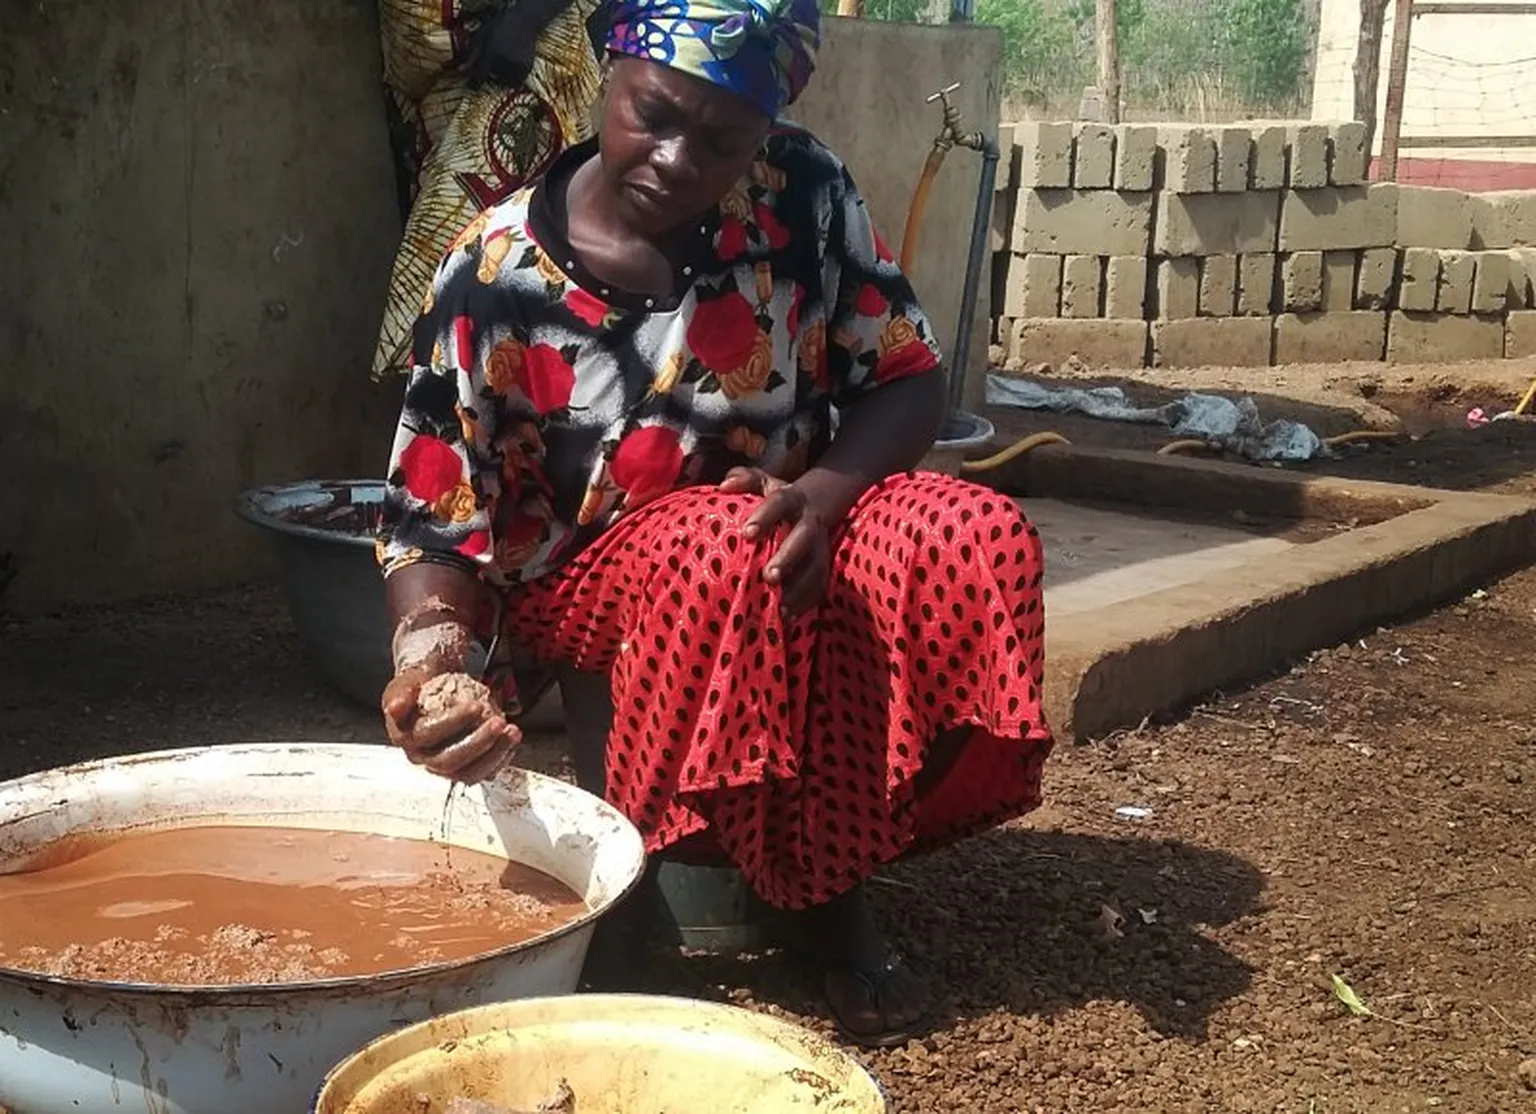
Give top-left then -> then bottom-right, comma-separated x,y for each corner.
384,563 -> 489,674
796,369 -> 946,523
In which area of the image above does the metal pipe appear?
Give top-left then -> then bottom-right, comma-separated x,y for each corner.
946,133 -> 998,421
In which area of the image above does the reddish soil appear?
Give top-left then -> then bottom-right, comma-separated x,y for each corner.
1,369 -> 1533,1108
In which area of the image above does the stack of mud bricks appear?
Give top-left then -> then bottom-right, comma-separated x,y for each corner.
1386,186 -> 1536,361
991,120 -> 1536,370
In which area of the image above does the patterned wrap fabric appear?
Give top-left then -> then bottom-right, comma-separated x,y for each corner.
604,0 -> 820,118
373,0 -> 606,380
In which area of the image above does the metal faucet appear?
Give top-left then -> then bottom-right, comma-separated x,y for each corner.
897,79 -> 1001,421
925,83 -> 987,156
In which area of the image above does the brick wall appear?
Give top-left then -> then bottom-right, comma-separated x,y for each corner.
990,121 -> 1536,371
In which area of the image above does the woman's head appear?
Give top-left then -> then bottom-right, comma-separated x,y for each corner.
594,0 -> 820,235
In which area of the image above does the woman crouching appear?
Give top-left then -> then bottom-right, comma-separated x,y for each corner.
375,0 -> 1054,1048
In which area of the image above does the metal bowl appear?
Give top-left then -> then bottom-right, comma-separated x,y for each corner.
234,480 -> 391,706
0,743 -> 648,1114
920,408 -> 996,476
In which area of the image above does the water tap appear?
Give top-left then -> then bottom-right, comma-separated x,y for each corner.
926,82 -> 986,155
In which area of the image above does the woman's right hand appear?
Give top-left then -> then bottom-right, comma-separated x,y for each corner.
381,667 -> 523,784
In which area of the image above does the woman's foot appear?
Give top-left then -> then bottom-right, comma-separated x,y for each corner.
793,885 -> 931,1048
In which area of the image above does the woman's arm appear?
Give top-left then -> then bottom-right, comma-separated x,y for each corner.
791,368 -> 945,525
730,151 -> 951,609
376,222 -> 530,781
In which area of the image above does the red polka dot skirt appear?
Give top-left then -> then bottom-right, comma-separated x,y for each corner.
503,472 -> 1054,910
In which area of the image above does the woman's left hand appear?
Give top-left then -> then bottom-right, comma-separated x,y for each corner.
721,467 -> 833,616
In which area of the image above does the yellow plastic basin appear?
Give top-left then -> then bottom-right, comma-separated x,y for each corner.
314,993 -> 887,1113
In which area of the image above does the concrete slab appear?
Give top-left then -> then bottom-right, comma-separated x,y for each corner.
981,446 -> 1536,740
1031,500 -> 1298,619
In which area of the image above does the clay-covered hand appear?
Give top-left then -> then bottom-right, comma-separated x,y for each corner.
381,666 -> 522,785
720,467 -> 833,616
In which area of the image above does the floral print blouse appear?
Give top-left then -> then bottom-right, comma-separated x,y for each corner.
378,124 -> 943,587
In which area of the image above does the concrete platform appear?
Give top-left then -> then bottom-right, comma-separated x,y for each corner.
1032,499 -> 1301,618
983,447 -> 1536,740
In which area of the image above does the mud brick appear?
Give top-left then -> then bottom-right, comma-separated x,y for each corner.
1157,126 -> 1217,193
1214,126 -> 1252,193
1327,121 -> 1368,186
1396,247 -> 1440,311
1156,257 -> 1200,319
1470,250 -> 1512,314
1155,192 -> 1280,256
1273,311 -> 1387,364
1060,254 -> 1104,317
1321,251 -> 1356,311
1114,125 -> 1158,191
1073,123 -> 1117,189
1005,318 -> 1148,369
1002,253 -> 1062,318
1198,255 -> 1237,317
1237,253 -> 1277,316
1386,311 -> 1503,362
1014,122 -> 1074,188
1014,189 -> 1154,256
1152,318 -> 1272,367
1355,247 -> 1399,309
1104,256 -> 1148,320
1436,249 -> 1474,315
1281,252 -> 1324,312
1286,123 -> 1329,188
1279,186 -> 1395,251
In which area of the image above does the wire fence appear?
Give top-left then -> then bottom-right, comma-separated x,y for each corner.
1310,1 -> 1536,188
835,0 -> 1536,184
827,0 -> 1320,120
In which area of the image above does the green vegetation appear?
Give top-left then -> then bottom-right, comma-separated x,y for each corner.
822,0 -> 1311,116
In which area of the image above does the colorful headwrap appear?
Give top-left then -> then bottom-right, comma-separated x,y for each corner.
605,0 -> 820,119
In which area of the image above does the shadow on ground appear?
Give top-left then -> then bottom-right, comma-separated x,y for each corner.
631,826 -> 1262,1043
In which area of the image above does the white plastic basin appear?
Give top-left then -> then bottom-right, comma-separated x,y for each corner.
0,743 -> 646,1114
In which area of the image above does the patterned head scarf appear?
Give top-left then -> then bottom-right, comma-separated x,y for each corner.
605,0 -> 820,119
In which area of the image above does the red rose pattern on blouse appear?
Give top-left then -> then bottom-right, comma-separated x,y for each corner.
379,126 -> 942,587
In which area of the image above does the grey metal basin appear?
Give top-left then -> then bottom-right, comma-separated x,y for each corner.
234,480 -> 391,707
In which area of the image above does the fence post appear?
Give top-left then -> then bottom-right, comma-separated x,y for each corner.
1354,0 -> 1390,158
1096,0 -> 1121,124
1379,0 -> 1414,181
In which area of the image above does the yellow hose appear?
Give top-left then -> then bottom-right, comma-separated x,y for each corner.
1515,377 -> 1536,417
959,431 -> 1071,473
1323,430 -> 1404,448
954,425 -> 1405,474
1156,439 -> 1218,456
900,146 -> 947,278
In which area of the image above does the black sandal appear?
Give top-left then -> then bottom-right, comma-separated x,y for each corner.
822,951 -> 931,1049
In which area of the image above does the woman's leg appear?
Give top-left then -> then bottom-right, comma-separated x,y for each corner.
504,474 -> 1052,1038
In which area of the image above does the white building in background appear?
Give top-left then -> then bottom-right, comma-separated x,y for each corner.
1311,0 -> 1536,189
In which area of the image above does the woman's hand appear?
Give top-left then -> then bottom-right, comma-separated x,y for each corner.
381,665 -> 522,784
381,565 -> 518,784
720,467 -> 833,616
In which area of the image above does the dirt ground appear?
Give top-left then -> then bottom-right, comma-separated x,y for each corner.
985,358 -> 1536,500
3,362 -> 1536,1111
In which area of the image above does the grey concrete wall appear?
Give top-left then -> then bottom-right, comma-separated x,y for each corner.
0,9 -> 999,616
787,18 -> 1002,413
0,0 -> 403,615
